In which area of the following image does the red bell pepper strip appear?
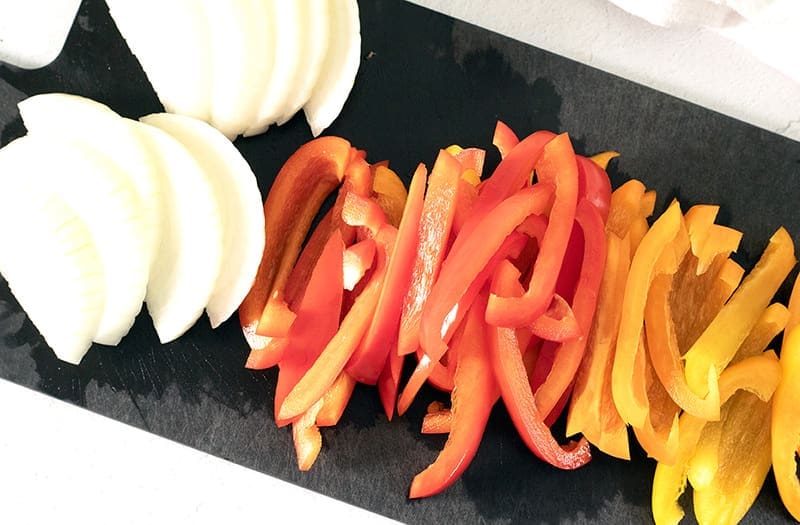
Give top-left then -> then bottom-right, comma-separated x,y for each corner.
398,231 -> 529,416
493,120 -> 520,159
347,165 -> 427,384
533,200 -> 606,420
409,293 -> 498,499
452,147 -> 486,178
372,164 -> 408,228
397,150 -> 463,357
488,322 -> 591,469
416,347 -> 455,393
378,347 -> 404,421
576,155 -> 612,222
279,225 -> 396,421
419,182 -> 555,364
240,136 -> 351,350
343,238 -> 376,291
273,230 -> 345,427
486,133 -> 579,328
421,402 -> 452,434
451,177 -> 479,235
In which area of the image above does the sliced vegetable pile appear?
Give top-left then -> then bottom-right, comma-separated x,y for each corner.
105,0 -> 361,139
0,93 -> 265,364
247,124 -> 800,523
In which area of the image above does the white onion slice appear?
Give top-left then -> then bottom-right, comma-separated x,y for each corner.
0,188 -> 104,364
243,0 -> 303,137
106,0 -> 212,122
274,0 -> 330,126
201,0 -> 273,139
18,93 -> 162,268
129,121 -> 222,343
303,0 -> 361,137
140,112 -> 264,328
0,135 -> 149,346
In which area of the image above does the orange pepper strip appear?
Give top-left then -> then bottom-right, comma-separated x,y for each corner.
492,120 -> 520,159
684,227 -> 796,397
315,371 -> 357,427
613,200 -> 686,428
782,270 -> 800,346
589,151 -> 619,170
772,324 -> 800,521
567,232 -> 631,459
241,137 -> 352,349
651,352 -> 781,525
292,398 -> 324,471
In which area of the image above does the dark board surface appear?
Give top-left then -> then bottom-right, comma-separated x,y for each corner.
1,0 -> 799,523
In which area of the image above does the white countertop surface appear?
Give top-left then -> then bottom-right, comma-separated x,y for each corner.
2,1 -> 798,524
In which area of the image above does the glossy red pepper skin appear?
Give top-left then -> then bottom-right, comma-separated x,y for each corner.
397,231 -> 529,416
419,182 -> 555,366
409,294 -> 498,499
241,137 -> 352,349
397,151 -> 463,357
273,230 -> 345,427
488,321 -> 592,469
486,133 -> 580,328
492,120 -> 521,159
577,155 -> 612,222
534,199 -> 606,419
346,165 -> 427,384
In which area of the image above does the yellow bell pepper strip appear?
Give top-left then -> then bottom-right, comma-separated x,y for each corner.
372,164 -> 408,228
730,302 -> 789,364
272,229 -> 345,427
486,133 -> 579,328
240,136 -> 352,350
772,324 -> 800,521
316,371 -> 357,427
418,182 -> 555,365
782,269 -> 800,346
687,416 -> 723,490
613,200 -> 688,428
492,120 -> 520,159
534,199 -> 606,420
278,213 -> 397,422
692,384 -> 775,525
396,151 -> 463,357
651,351 -> 781,525
397,231 -> 529,416
292,398 -> 324,471
489,320 -> 592,469
409,293 -> 498,499
684,227 -> 796,397
346,165 -> 426,384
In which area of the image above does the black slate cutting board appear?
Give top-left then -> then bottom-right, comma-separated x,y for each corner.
1,0 -> 799,523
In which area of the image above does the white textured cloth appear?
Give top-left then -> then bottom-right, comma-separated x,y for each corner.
608,0 -> 800,84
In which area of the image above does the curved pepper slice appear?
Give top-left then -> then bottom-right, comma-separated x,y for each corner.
492,120 -> 521,159
372,164 -> 408,228
240,136 -> 352,349
684,227 -> 795,397
489,321 -> 592,469
409,294 -> 497,498
534,199 -> 606,419
772,324 -> 800,521
419,182 -> 555,364
576,155 -> 612,222
486,133 -> 579,328
651,352 -> 781,525
731,302 -> 788,364
292,398 -> 324,471
613,200 -> 687,428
